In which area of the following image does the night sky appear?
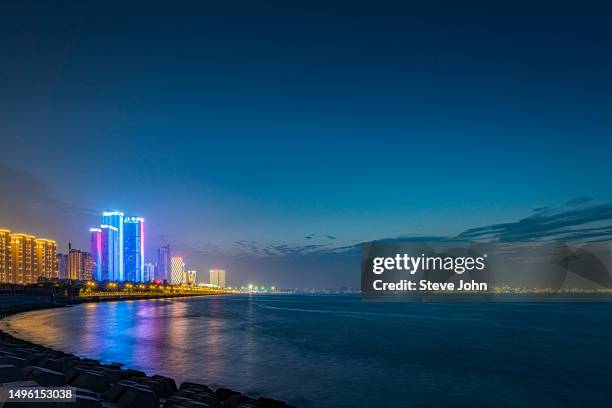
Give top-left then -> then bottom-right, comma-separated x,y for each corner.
1,1 -> 611,287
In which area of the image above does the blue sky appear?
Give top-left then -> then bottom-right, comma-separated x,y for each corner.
1,1 -> 611,286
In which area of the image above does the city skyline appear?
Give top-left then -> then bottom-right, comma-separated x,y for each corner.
1,2 -> 612,287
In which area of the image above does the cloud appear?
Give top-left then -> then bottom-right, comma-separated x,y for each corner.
457,199 -> 612,242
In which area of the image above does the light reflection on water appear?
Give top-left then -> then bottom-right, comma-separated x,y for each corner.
3,294 -> 612,408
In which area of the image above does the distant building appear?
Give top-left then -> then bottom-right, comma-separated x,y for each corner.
123,216 -> 144,282
209,269 -> 226,288
170,256 -> 185,284
144,262 -> 155,282
156,245 -> 171,282
186,270 -> 197,285
0,229 -> 11,283
90,228 -> 102,280
57,253 -> 69,279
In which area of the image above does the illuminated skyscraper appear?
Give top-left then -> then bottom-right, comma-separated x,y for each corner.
90,228 -> 102,280
10,234 -> 36,284
157,245 -> 171,282
35,238 -> 58,279
209,269 -> 226,288
100,224 -> 119,280
0,229 -> 11,283
123,216 -> 144,282
102,211 -> 124,280
170,256 -> 185,284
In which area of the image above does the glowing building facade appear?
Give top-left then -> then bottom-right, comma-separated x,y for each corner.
102,211 -> 124,280
4,232 -> 57,284
100,225 -> 119,281
209,269 -> 226,288
0,230 -> 11,283
170,256 -> 185,284
123,217 -> 144,282
36,239 -> 58,279
11,234 -> 36,284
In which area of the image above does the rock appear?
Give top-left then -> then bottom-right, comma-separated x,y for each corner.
152,374 -> 178,393
125,369 -> 146,378
21,366 -> 67,386
179,382 -> 213,393
36,357 -> 64,372
131,377 -> 174,398
69,370 -> 112,392
0,364 -> 22,382
2,354 -> 28,368
102,381 -> 159,407
117,384 -> 159,408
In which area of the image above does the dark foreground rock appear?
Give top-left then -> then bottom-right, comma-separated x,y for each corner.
0,294 -> 296,408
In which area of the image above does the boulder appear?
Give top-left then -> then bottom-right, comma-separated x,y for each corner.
21,366 -> 67,386
70,370 -> 112,392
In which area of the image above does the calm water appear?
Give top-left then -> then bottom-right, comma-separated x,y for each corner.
2,294 -> 612,407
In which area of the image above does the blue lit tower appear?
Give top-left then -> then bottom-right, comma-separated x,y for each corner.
100,224 -> 118,280
123,216 -> 144,282
102,211 -> 124,281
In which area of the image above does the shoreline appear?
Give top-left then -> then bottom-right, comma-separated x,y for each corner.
0,290 -> 295,408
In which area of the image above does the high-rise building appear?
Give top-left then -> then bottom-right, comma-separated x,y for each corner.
144,262 -> 155,282
0,229 -> 11,283
186,270 -> 197,285
0,229 -> 57,284
57,253 -> 69,279
10,234 -> 36,284
100,224 -> 119,281
90,228 -> 102,281
68,248 -> 95,281
209,269 -> 226,288
170,256 -> 185,284
156,245 -> 171,282
36,238 -> 58,279
123,216 -> 144,282
102,211 -> 124,281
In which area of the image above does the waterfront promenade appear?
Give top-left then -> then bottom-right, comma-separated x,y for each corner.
0,287 -> 295,408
